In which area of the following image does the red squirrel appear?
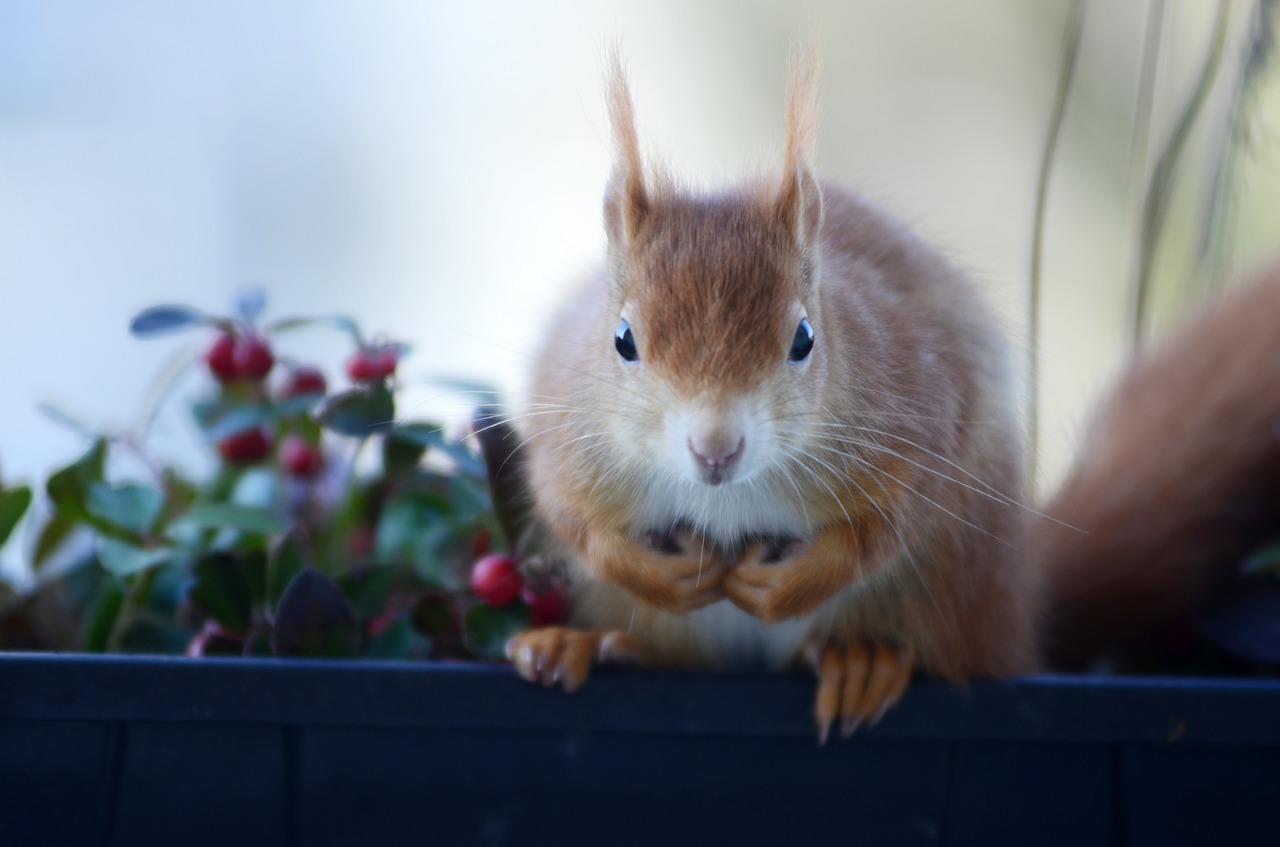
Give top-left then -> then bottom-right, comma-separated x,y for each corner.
504,55 -> 1279,740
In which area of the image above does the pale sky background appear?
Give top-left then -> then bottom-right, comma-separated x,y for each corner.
3,1 -> 1279,575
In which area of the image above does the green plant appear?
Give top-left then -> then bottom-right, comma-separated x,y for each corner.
0,291 -> 563,660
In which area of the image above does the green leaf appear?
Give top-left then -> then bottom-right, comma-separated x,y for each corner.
119,619 -> 193,655
267,532 -> 308,610
449,474 -> 495,527
374,492 -> 465,589
472,406 -> 533,549
464,603 -> 531,660
318,384 -> 395,437
1242,542 -> 1280,577
33,513 -> 78,568
411,591 -> 457,636
169,503 -> 286,537
142,559 -> 192,618
189,552 -> 254,634
0,485 -> 32,548
195,394 -> 320,441
374,493 -> 438,563
196,403 -> 273,440
382,423 -> 443,475
436,435 -> 487,479
270,568 -> 359,658
46,439 -> 107,524
86,482 -> 164,537
276,393 -> 325,419
412,523 -> 469,590
229,467 -> 281,512
81,581 -> 125,652
155,469 -> 199,528
366,612 -> 433,659
335,566 -> 399,622
128,304 -> 214,337
242,547 -> 267,606
384,422 -> 443,448
96,537 -> 175,577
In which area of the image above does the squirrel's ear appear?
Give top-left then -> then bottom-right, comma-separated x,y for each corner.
775,49 -> 823,251
603,53 -> 649,247
778,162 -> 823,252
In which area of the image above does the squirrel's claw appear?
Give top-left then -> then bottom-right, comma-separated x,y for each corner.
506,628 -> 648,692
803,639 -> 914,744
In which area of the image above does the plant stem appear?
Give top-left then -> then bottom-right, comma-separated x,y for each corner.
1132,0 -> 1236,347
1028,0 -> 1087,497
1197,0 -> 1277,292
1127,0 -> 1167,295
106,567 -> 156,652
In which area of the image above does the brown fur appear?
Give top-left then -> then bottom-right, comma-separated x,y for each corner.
523,57 -> 1038,688
520,58 -> 1280,703
1030,266 -> 1280,669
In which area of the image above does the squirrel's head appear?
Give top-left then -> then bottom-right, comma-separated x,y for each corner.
599,53 -> 827,489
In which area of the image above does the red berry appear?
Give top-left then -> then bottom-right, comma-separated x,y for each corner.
280,434 -> 324,477
345,351 -> 377,382
281,366 -> 327,398
206,333 -> 239,383
522,586 -> 567,627
234,335 -> 275,381
217,427 -> 272,464
369,348 -> 398,379
345,346 -> 398,383
469,554 -> 523,607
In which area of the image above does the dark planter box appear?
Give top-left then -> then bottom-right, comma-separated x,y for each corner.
1,654 -> 1278,846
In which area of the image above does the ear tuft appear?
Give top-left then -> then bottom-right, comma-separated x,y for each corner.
603,51 -> 649,246
776,47 -> 823,249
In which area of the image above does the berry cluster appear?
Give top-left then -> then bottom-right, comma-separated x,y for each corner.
9,293 -> 565,665
469,554 -> 567,627
205,333 -> 276,383
202,333 -> 408,478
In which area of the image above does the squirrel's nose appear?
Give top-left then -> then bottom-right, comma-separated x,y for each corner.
688,436 -> 745,471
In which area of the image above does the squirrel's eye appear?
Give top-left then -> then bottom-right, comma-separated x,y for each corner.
788,317 -> 814,363
615,318 -> 639,362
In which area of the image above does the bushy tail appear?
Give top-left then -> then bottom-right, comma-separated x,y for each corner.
1027,263 -> 1280,669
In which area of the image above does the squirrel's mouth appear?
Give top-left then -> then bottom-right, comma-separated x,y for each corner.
701,467 -> 727,486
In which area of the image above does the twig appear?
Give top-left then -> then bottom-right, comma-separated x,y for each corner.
1028,0 -> 1087,496
1126,0 -> 1167,295
106,568 -> 156,653
1197,0 -> 1277,292
1132,0 -> 1236,346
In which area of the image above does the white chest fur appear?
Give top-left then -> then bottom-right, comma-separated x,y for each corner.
616,472 -> 832,669
632,471 -> 814,550
684,600 -> 811,668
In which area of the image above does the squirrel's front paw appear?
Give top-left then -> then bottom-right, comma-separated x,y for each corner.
803,639 -> 915,744
722,538 -> 834,622
506,628 -> 648,692
591,527 -> 725,613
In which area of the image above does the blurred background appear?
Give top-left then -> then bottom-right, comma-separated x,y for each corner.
3,0 -> 1279,578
